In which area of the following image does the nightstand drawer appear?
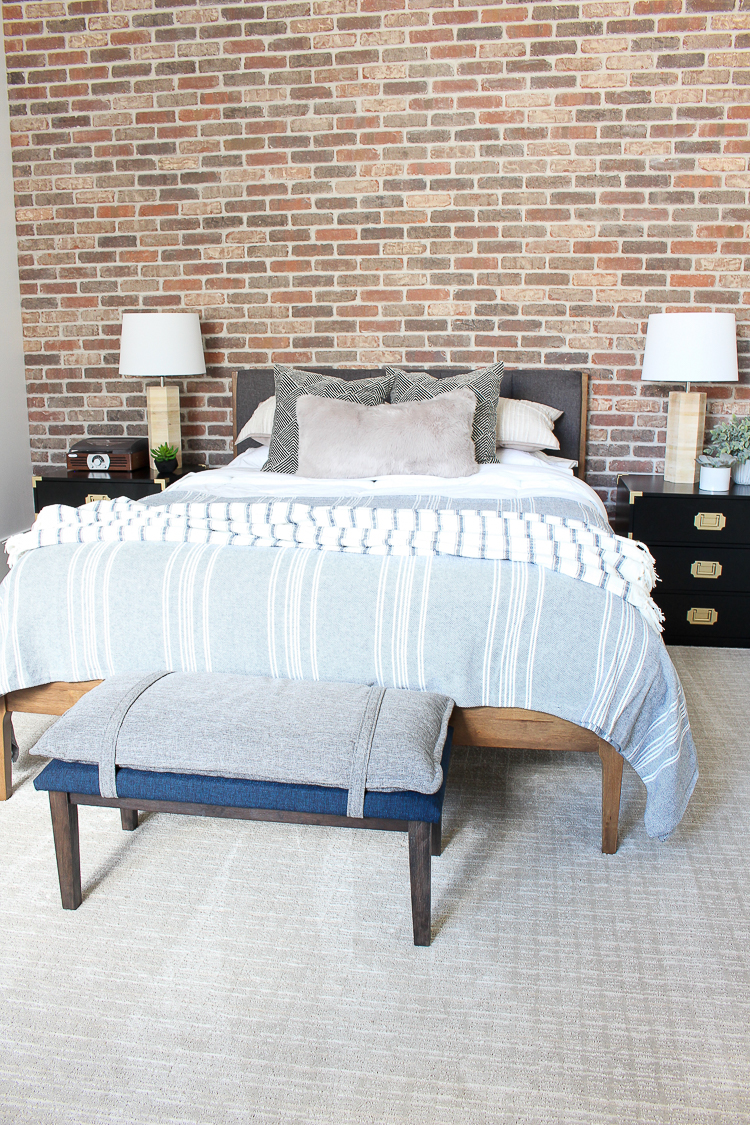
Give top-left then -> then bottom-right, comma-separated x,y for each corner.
651,546 -> 750,593
658,593 -> 750,646
34,477 -> 164,512
632,495 -> 750,546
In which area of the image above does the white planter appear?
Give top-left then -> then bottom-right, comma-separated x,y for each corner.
731,459 -> 750,485
699,464 -> 732,492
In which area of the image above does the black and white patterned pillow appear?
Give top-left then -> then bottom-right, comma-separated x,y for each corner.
263,366 -> 393,474
386,362 -> 504,464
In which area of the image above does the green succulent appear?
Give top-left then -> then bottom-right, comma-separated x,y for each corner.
703,414 -> 750,464
151,442 -> 179,462
697,452 -> 734,468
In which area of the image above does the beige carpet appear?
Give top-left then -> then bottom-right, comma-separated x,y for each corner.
1,647 -> 748,1124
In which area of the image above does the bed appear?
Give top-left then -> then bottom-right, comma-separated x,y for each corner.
0,365 -> 698,851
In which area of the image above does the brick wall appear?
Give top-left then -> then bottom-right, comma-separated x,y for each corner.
3,0 -> 749,509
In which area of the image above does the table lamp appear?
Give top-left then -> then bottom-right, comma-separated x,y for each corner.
119,312 -> 206,471
641,312 -> 738,484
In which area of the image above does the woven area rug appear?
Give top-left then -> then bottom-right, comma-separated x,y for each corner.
1,647 -> 748,1124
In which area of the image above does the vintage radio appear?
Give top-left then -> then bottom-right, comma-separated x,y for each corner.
67,438 -> 149,473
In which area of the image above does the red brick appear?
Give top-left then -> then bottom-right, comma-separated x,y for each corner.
5,0 -> 749,511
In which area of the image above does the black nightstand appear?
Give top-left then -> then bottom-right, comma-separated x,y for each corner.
615,474 -> 750,647
32,467 -> 195,514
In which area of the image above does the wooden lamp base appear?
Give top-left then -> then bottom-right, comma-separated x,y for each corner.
664,391 -> 706,484
146,383 -> 182,471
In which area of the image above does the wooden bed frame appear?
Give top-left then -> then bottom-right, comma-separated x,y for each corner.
0,364 -> 626,853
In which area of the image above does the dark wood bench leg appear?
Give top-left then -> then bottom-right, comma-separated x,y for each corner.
1,696 -> 12,801
120,808 -> 138,831
49,792 -> 82,910
598,739 -> 624,855
431,817 -> 441,857
408,820 -> 431,946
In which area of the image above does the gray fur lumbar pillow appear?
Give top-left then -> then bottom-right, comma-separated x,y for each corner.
295,387 -> 480,478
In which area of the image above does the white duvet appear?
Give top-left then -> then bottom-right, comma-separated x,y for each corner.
164,446 -> 608,520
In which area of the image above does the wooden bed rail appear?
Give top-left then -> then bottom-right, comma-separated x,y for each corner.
1,682 -> 103,802
1,684 -> 623,853
450,705 -> 623,853
4,680 -> 103,717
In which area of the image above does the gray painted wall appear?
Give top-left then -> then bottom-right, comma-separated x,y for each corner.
0,39 -> 33,579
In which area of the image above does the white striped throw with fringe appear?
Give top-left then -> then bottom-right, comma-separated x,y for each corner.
6,497 -> 663,632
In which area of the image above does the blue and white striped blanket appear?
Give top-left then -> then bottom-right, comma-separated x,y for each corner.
0,497 -> 697,838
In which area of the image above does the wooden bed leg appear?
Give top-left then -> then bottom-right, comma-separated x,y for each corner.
49,792 -> 82,910
408,821 -> 431,946
120,808 -> 138,831
598,739 -> 624,855
431,817 -> 442,858
1,696 -> 12,801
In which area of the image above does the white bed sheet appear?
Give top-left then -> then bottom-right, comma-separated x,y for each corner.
167,447 -> 608,520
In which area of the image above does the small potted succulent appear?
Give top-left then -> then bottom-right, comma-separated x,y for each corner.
151,442 -> 179,476
700,414 -> 750,489
696,451 -> 733,492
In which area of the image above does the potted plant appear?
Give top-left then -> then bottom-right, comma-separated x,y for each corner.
703,414 -> 750,485
697,452 -> 733,492
151,442 -> 179,476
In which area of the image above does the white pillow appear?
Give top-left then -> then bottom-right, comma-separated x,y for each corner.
236,395 -> 275,446
295,389 -> 480,478
495,447 -> 578,473
496,398 -> 562,451
529,450 -> 578,472
229,445 -> 269,470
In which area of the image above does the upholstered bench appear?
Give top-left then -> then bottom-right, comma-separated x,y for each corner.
32,673 -> 454,946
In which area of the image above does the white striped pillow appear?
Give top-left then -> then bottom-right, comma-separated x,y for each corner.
496,398 -> 562,451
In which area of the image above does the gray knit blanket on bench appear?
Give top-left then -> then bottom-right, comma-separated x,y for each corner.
31,672 -> 454,819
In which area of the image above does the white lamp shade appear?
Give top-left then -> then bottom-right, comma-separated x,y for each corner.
119,312 -> 206,377
641,312 -> 738,384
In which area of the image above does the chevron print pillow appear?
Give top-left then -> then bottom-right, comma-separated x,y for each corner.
263,366 -> 393,474
386,362 -> 504,464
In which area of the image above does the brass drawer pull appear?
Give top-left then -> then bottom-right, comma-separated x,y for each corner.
694,512 -> 726,531
690,560 -> 722,579
85,493 -> 111,504
686,607 -> 718,626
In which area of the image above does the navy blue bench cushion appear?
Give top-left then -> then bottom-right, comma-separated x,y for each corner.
34,731 -> 452,824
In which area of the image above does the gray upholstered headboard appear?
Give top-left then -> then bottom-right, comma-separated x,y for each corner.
232,367 -> 588,475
